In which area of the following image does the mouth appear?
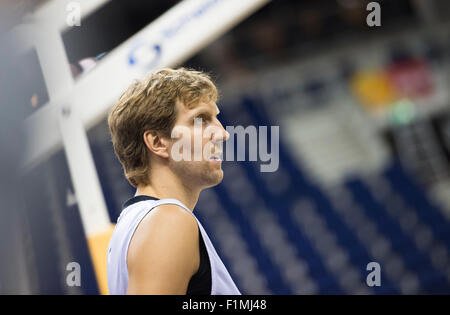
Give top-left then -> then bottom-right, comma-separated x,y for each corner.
209,153 -> 222,162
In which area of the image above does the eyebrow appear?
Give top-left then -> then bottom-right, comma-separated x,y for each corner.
191,105 -> 220,117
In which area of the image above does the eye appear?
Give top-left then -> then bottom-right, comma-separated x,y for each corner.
194,114 -> 210,123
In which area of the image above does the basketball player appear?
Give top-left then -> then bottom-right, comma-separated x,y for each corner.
106,68 -> 241,295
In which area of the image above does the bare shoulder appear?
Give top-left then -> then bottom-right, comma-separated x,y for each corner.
127,203 -> 200,287
129,203 -> 199,254
149,203 -> 198,228
134,203 -> 199,242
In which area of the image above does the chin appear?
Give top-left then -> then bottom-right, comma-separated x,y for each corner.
203,169 -> 224,188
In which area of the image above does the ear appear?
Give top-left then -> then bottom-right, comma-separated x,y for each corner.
143,130 -> 170,159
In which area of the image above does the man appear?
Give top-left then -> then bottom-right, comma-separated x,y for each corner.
106,68 -> 241,295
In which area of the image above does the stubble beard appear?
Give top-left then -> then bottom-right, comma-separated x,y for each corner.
170,159 -> 224,191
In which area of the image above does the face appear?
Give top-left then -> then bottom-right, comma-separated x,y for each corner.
166,99 -> 229,189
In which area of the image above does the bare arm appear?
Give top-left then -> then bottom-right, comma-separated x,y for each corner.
126,204 -> 200,294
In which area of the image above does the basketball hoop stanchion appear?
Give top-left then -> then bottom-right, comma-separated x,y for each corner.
58,105 -> 114,295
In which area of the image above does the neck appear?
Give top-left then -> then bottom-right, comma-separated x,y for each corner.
135,166 -> 200,212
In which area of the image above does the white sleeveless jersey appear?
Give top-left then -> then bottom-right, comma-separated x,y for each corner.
107,197 -> 241,295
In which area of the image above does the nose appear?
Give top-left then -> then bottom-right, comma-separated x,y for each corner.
212,119 -> 229,143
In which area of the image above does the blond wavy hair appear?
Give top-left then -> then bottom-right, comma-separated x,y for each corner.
108,68 -> 218,187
